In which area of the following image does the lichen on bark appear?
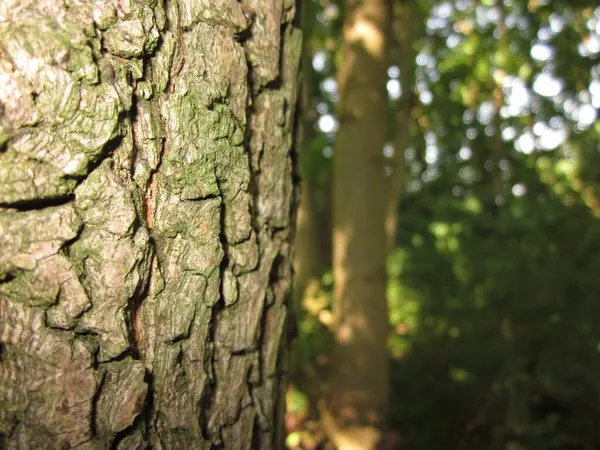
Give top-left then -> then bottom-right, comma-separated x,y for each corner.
0,0 -> 301,447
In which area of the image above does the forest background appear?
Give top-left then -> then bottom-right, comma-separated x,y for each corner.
288,0 -> 600,449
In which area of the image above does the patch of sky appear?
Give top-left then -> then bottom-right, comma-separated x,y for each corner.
312,51 -> 327,72
530,43 -> 554,62
318,114 -> 338,134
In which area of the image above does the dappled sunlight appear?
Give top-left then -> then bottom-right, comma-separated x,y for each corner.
345,16 -> 386,58
331,225 -> 351,305
320,403 -> 383,450
335,313 -> 372,345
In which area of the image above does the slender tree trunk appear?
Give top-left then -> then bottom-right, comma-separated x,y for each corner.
293,5 -> 326,308
294,177 -> 326,300
0,0 -> 300,448
385,1 -> 420,250
326,0 -> 391,448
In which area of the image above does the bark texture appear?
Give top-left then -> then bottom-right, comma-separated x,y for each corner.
327,0 -> 391,449
0,0 -> 300,448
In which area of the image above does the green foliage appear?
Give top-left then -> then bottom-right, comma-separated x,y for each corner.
388,0 -> 600,447
389,176 -> 600,449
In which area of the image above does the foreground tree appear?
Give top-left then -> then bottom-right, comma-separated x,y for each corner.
0,0 -> 300,447
325,0 -> 391,448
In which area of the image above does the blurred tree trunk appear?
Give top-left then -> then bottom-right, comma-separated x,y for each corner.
385,1 -> 422,250
294,170 -> 325,305
0,0 -> 300,448
326,0 -> 391,448
294,1 -> 328,307
291,2 -> 332,400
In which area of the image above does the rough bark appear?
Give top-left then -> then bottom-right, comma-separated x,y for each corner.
326,0 -> 391,449
0,0 -> 300,448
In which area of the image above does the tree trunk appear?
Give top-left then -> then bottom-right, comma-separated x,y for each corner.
385,1 -> 420,250
326,0 -> 391,449
0,0 -> 300,448
294,176 -> 326,302
293,3 -> 326,308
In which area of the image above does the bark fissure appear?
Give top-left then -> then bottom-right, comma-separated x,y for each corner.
0,194 -> 75,211
127,259 -> 153,357
90,372 -> 106,439
0,273 -> 17,284
200,175 -> 229,445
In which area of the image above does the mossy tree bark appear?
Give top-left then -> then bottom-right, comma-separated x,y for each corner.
326,0 -> 391,449
0,0 -> 300,448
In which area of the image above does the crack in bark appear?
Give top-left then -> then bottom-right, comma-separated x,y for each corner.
200,295 -> 225,444
82,133 -> 124,177
99,348 -> 142,364
0,194 -> 75,211
129,58 -> 171,355
127,254 -> 156,356
143,138 -> 166,231
0,271 -> 18,284
129,95 -> 159,355
0,131 -> 123,210
200,176 -> 230,445
128,92 -> 140,178
90,372 -> 106,439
